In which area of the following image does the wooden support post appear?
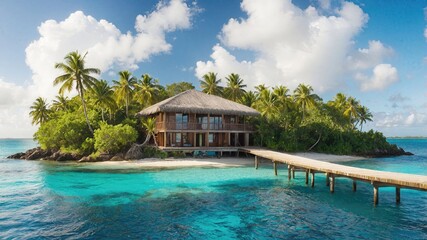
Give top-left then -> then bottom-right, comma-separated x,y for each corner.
326,173 -> 330,186
273,161 -> 278,176
396,187 -> 400,204
305,169 -> 309,185
292,167 -> 296,179
288,165 -> 292,180
373,184 -> 379,205
310,171 -> 315,188
255,156 -> 259,169
352,180 -> 357,192
329,174 -> 335,193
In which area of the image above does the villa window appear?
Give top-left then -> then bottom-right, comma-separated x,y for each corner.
176,133 -> 181,143
209,116 -> 222,130
176,113 -> 188,130
208,133 -> 214,143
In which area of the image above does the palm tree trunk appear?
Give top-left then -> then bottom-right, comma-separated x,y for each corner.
80,92 -> 93,133
101,108 -> 105,122
142,134 -> 151,145
152,133 -> 158,147
125,97 -> 129,117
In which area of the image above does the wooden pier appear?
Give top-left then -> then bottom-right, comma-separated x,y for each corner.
241,148 -> 427,205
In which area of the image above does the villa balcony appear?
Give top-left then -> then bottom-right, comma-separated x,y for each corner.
155,121 -> 255,132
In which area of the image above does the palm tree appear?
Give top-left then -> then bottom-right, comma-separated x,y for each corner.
113,70 -> 136,117
224,73 -> 246,101
29,97 -> 51,125
272,85 -> 290,112
240,91 -> 258,107
134,74 -> 160,107
343,97 -> 361,127
141,117 -> 158,146
54,51 -> 100,133
255,89 -> 279,119
357,106 -> 373,131
200,72 -> 223,96
329,93 -> 347,111
89,80 -> 116,121
51,94 -> 70,111
293,84 -> 319,121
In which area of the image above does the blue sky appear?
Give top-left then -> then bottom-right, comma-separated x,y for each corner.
0,0 -> 426,138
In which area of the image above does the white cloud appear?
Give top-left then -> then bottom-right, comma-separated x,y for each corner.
347,40 -> 394,70
356,64 -> 398,91
0,79 -> 28,107
0,0 -> 193,138
195,0 -> 397,93
374,111 -> 427,128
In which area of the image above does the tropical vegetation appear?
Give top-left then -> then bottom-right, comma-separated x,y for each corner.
30,51 -> 398,158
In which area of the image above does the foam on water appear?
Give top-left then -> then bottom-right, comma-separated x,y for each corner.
1,139 -> 426,239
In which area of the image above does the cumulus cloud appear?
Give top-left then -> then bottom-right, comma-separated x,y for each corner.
374,111 -> 427,128
355,64 -> 398,91
347,40 -> 394,70
26,0 -> 192,99
0,0 -> 193,138
0,79 -> 28,107
195,0 -> 397,92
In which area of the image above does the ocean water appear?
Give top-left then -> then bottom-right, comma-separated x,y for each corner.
0,139 -> 426,239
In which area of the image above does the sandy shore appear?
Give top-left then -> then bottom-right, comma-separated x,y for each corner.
82,152 -> 364,169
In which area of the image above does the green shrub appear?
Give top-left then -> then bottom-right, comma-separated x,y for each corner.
94,123 -> 138,154
35,111 -> 94,154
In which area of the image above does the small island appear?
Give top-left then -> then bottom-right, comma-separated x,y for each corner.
9,51 -> 411,161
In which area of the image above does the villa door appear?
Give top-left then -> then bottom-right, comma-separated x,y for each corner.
196,133 -> 205,147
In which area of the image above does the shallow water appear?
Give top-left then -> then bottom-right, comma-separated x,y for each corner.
0,139 -> 426,239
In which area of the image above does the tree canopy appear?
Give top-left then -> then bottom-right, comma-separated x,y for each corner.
32,51 -> 392,157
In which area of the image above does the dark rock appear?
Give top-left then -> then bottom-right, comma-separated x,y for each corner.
97,153 -> 113,161
110,153 -> 125,161
125,144 -> 144,160
78,156 -> 94,162
27,148 -> 52,160
363,146 -> 413,158
7,152 -> 26,159
56,152 -> 83,161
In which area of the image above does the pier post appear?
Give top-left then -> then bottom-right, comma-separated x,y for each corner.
292,167 -> 296,179
305,169 -> 309,185
352,180 -> 357,192
326,173 -> 330,186
329,174 -> 335,193
396,187 -> 400,204
274,161 -> 278,176
288,165 -> 292,180
373,184 -> 379,205
255,156 -> 259,169
310,170 -> 315,188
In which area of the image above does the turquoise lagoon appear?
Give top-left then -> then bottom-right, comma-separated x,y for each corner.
0,139 -> 426,239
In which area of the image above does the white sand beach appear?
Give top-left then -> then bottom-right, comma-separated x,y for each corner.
82,152 -> 364,169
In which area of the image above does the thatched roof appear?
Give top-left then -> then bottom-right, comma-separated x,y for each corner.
138,90 -> 260,116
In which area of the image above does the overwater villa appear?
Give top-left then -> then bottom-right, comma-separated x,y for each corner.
137,90 -> 260,151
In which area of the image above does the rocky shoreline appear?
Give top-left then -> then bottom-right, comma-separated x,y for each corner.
6,144 -> 151,162
7,144 -> 413,162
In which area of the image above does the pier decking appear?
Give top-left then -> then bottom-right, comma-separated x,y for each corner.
240,148 -> 427,205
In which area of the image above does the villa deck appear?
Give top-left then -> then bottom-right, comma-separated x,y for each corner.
240,147 -> 427,205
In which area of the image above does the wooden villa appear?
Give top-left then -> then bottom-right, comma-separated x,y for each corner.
137,90 -> 260,151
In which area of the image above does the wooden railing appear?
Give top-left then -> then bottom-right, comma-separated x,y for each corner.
156,121 -> 254,131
